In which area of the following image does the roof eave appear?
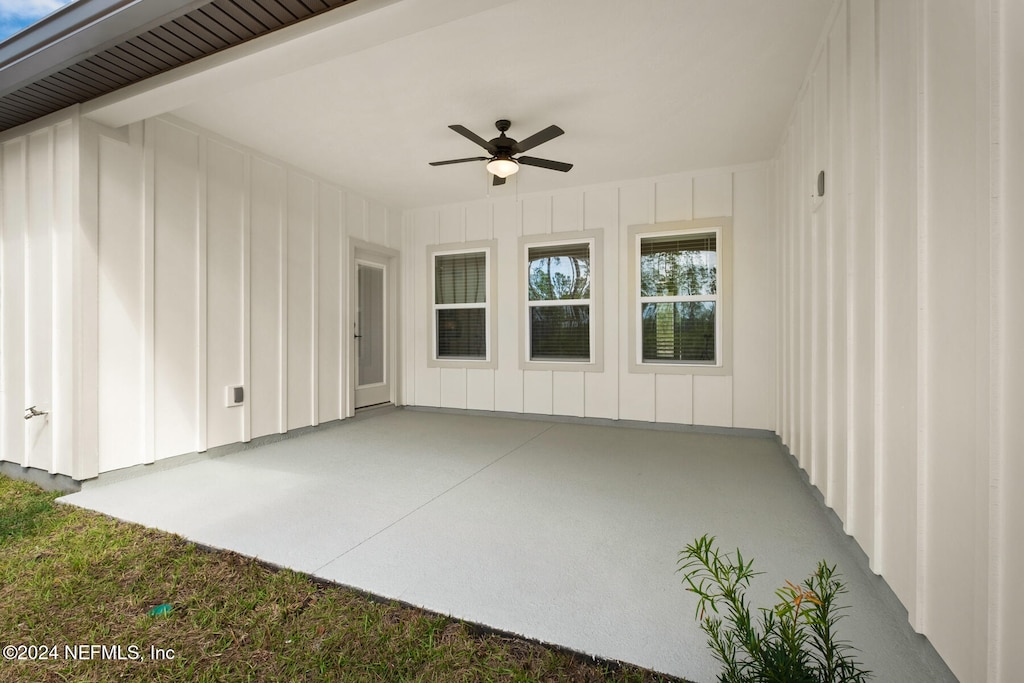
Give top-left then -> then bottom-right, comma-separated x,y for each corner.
0,0 -> 203,98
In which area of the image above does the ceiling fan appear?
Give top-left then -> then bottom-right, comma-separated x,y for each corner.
429,119 -> 573,186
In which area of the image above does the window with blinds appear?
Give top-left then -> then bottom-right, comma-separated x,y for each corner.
526,241 -> 592,362
638,231 -> 718,364
434,251 -> 488,359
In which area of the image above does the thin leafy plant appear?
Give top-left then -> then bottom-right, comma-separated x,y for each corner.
677,534 -> 870,683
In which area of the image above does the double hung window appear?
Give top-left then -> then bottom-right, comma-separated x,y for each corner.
519,231 -> 602,371
629,220 -> 730,374
526,241 -> 593,362
432,248 -> 491,362
639,231 -> 718,363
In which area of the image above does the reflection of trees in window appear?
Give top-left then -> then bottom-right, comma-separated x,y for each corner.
527,243 -> 591,361
528,244 -> 590,300
640,234 -> 716,297
639,233 -> 718,364
642,302 -> 715,362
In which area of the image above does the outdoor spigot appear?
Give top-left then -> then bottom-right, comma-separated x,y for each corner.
24,406 -> 47,420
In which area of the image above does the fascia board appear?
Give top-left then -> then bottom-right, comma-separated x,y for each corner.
0,0 -> 202,97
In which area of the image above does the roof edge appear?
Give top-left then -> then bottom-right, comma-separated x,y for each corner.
0,0 -> 202,98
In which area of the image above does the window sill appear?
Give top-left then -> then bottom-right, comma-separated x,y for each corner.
629,360 -> 730,376
520,358 -> 604,373
427,356 -> 498,370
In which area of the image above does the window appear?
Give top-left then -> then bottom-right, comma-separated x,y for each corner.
629,219 -> 731,375
428,242 -> 496,367
519,230 -> 602,372
527,241 -> 592,361
640,232 -> 717,363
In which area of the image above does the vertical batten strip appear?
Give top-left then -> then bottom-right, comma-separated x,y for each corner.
799,95 -> 812,471
242,151 -> 252,442
914,0 -> 931,631
517,198 -> 525,406
403,211 -> 414,406
47,125 -> 60,475
971,0 -> 996,674
774,156 -> 782,436
0,144 -> 4,462
843,1 -> 857,530
870,0 -> 886,568
142,121 -> 156,464
54,119 -> 75,477
789,131 -> 799,451
811,52 -> 828,493
988,3 -> 1005,679
311,182 -> 320,426
822,14 -> 834,506
338,190 -> 348,417
782,136 -> 793,446
278,169 -> 288,433
826,4 -> 850,519
196,135 -> 208,453
0,144 -> 7,466
794,112 -> 804,460
72,116 -> 99,480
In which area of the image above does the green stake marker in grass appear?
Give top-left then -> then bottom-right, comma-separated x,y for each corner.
147,603 -> 173,617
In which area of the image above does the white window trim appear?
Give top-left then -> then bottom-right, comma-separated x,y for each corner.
427,240 -> 498,369
627,218 -> 732,376
518,229 -> 603,373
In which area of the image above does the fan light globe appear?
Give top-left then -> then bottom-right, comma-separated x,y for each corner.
486,157 -> 519,178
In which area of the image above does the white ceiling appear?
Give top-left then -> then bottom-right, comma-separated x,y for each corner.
163,0 -> 832,209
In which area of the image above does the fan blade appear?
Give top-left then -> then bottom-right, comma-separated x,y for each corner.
429,157 -> 488,166
513,125 -> 564,154
492,174 -> 506,186
449,125 -> 497,154
517,156 -> 573,172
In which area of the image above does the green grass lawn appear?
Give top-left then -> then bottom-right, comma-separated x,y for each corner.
0,475 -> 685,682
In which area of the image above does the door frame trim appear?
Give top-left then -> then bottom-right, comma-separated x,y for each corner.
346,238 -> 400,417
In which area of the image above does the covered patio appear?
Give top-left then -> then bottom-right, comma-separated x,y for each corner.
61,408 -> 954,682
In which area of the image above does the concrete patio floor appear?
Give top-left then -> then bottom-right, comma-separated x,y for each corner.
60,408 -> 956,682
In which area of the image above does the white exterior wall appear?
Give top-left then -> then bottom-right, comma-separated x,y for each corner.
3,111 -> 402,478
0,113 -> 86,479
773,1 -> 1023,681
86,116 -> 401,473
402,165 -> 775,430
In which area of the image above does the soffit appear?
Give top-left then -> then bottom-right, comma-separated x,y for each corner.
0,0 -> 359,132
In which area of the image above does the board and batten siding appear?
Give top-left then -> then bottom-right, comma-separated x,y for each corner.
773,1 -> 1023,681
402,165 -> 775,431
0,115 -> 81,478
82,115 -> 400,474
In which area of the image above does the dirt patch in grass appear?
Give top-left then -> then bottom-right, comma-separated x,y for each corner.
0,476 -> 688,682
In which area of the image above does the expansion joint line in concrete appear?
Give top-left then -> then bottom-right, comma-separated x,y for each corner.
311,423 -> 557,573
